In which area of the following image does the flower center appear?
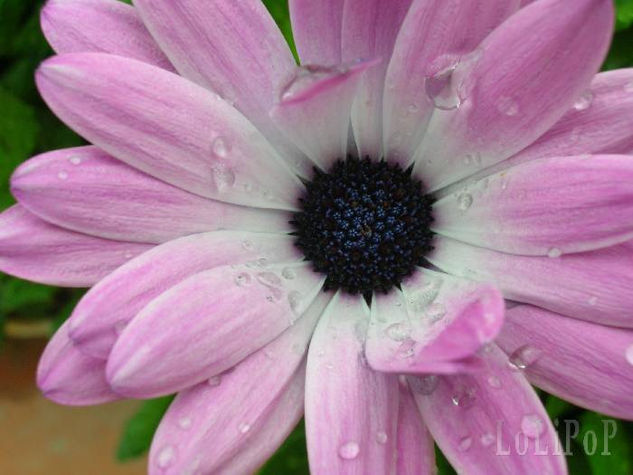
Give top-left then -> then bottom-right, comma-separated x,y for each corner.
292,157 -> 434,299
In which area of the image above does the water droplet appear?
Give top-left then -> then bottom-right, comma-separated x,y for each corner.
386,322 -> 411,342
57,171 -> 68,180
480,433 -> 495,447
281,64 -> 353,102
211,164 -> 236,191
234,272 -> 251,287
281,267 -> 296,280
241,240 -> 254,251
238,422 -> 251,434
573,91 -> 594,111
68,156 -> 82,165
157,446 -> 175,468
458,436 -> 473,452
457,193 -> 473,211
451,387 -> 476,408
547,248 -> 562,259
487,375 -> 502,389
338,441 -> 360,460
521,414 -> 545,439
288,290 -> 303,315
410,375 -> 439,395
256,271 -> 282,287
587,296 -> 598,306
426,303 -> 446,323
211,136 -> 231,158
625,344 -> 633,365
497,96 -> 519,116
207,375 -> 222,386
425,63 -> 462,111
375,432 -> 388,444
178,417 -> 192,429
508,345 -> 542,370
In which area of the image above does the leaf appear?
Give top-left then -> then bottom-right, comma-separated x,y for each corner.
261,0 -> 298,62
116,396 -> 175,461
616,0 -> 633,30
577,413 -> 633,475
259,421 -> 310,474
603,26 -> 633,71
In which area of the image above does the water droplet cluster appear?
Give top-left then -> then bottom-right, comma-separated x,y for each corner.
292,157 -> 434,297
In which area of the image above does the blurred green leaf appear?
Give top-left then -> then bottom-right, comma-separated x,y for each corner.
260,421 -> 309,474
117,396 -> 175,461
603,25 -> 633,70
616,0 -> 633,30
577,413 -> 633,474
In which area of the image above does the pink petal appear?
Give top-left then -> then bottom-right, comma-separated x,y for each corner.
41,0 -> 173,70
12,146 -> 292,243
383,0 -> 519,164
433,155 -> 633,255
497,305 -> 633,420
36,53 -> 302,209
396,383 -> 435,475
148,294 -> 329,474
411,345 -> 566,474
305,293 -> 399,474
289,0 -> 344,65
106,262 -> 324,398
366,269 -> 504,373
271,59 -> 378,169
504,69 -> 633,167
340,0 -> 413,158
0,205 -> 150,287
412,0 -> 614,191
69,232 -> 301,359
133,0 -> 312,177
430,237 -> 633,327
37,320 -> 120,406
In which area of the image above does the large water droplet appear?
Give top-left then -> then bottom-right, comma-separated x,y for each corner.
69,156 -> 82,165
573,91 -> 594,111
425,63 -> 462,111
547,248 -> 562,259
457,193 -> 473,211
157,445 -> 175,468
338,441 -> 360,460
521,414 -> 545,439
508,345 -> 542,370
375,431 -> 388,444
386,322 -> 411,342
212,136 -> 231,158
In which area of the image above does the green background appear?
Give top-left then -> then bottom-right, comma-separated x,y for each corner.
1,0 -> 632,472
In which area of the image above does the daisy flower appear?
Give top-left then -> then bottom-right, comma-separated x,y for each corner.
1,0 -> 633,473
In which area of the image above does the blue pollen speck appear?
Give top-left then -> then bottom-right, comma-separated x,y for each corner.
291,156 -> 435,300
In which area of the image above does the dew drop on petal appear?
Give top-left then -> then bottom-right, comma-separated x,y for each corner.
457,193 -> 473,211
288,290 -> 303,316
207,375 -> 222,387
69,156 -> 82,165
573,91 -> 594,111
625,344 -> 633,365
241,240 -> 254,251
386,322 -> 411,342
521,414 -> 545,439
238,422 -> 251,434
211,164 -> 236,191
256,271 -> 282,287
451,387 -> 476,408
281,267 -> 296,280
426,303 -> 446,323
57,171 -> 68,180
425,63 -> 462,111
496,96 -> 519,116
234,272 -> 251,287
338,441 -> 360,460
587,296 -> 598,306
211,136 -> 231,158
375,431 -> 388,444
508,345 -> 542,370
458,436 -> 473,452
178,417 -> 192,430
157,446 -> 175,468
547,248 -> 562,259
480,433 -> 495,447
487,375 -> 502,389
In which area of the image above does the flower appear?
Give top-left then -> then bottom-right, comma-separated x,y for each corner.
1,0 -> 633,473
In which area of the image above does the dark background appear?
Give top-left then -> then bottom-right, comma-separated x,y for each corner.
1,0 -> 633,473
